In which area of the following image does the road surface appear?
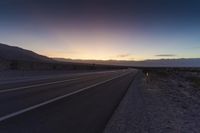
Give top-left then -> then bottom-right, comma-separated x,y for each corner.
0,69 -> 137,133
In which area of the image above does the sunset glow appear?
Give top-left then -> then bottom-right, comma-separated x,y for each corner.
0,0 -> 200,61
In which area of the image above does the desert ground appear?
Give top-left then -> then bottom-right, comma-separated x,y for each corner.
105,69 -> 200,133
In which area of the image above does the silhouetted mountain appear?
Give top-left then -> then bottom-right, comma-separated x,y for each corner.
54,58 -> 200,67
0,44 -> 124,70
0,43 -> 53,62
0,43 -> 199,67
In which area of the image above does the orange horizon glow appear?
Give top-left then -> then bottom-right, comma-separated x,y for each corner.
0,23 -> 199,61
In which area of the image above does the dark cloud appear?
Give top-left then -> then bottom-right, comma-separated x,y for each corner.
193,46 -> 200,49
155,54 -> 177,57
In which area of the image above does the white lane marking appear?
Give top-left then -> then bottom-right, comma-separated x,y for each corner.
0,78 -> 82,93
0,71 -> 131,122
0,70 -> 123,93
0,70 -> 120,84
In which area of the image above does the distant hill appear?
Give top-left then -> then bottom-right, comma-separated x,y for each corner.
0,43 -> 53,62
0,43 -> 199,67
0,43 -> 124,70
54,58 -> 200,67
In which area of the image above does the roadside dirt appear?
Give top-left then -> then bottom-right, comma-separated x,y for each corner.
144,71 -> 200,133
105,70 -> 200,133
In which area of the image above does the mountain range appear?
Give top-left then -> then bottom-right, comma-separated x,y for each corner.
0,43 -> 53,62
54,58 -> 200,67
0,43 -> 200,67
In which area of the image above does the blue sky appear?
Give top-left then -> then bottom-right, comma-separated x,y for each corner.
0,0 -> 200,60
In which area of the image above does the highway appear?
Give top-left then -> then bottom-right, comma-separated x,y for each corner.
0,69 -> 138,133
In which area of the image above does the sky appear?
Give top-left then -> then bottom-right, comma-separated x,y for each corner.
0,0 -> 200,60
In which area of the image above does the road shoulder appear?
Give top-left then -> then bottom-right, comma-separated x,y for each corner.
104,71 -> 149,133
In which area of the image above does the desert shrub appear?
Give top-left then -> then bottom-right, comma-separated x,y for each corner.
10,61 -> 19,70
187,76 -> 200,88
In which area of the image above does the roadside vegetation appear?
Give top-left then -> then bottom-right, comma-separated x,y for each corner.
186,76 -> 200,88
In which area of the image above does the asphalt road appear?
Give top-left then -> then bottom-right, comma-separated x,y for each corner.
0,69 -> 137,133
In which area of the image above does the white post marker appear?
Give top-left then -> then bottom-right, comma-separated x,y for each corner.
146,72 -> 149,77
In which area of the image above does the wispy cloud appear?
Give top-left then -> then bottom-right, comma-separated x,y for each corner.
155,54 -> 177,57
117,54 -> 131,58
193,46 -> 200,49
129,57 -> 135,60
